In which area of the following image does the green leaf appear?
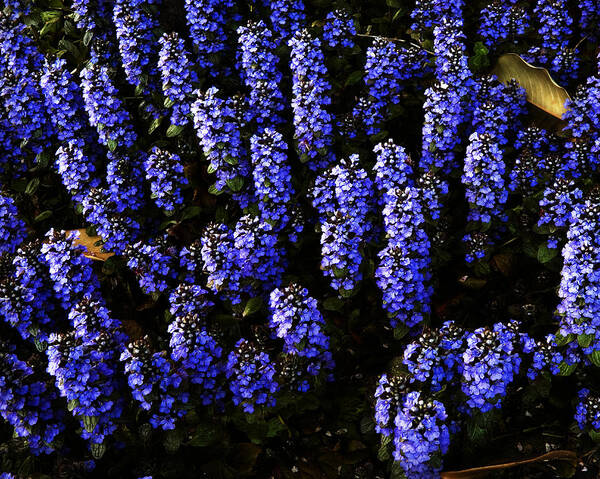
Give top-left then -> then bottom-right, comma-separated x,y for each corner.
537,244 -> 558,263
181,206 -> 202,221
25,177 -> 40,195
578,334 -> 595,348
589,430 -> 600,443
243,296 -> 263,317
90,442 -> 106,459
83,415 -> 99,433
67,399 -> 78,411
344,70 -> 363,86
393,324 -> 410,340
226,177 -> 244,192
188,424 -> 218,447
557,361 -> 577,376
107,139 -> 118,152
377,435 -> 391,461
34,210 -> 53,222
148,116 -> 163,134
554,333 -> 575,346
83,30 -> 94,47
589,350 -> 600,367
166,124 -> 185,137
164,97 -> 175,108
322,296 -> 344,311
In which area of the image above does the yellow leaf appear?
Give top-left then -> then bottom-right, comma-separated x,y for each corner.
67,228 -> 114,262
492,53 -> 571,120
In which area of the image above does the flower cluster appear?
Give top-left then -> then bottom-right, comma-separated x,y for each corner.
323,9 -> 356,49
40,230 -> 101,311
376,186 -> 432,328
311,155 -> 374,295
393,391 -> 450,478
46,326 -> 125,449
191,87 -> 252,204
0,192 -> 26,254
80,63 -> 137,150
288,29 -> 334,170
267,0 -> 306,40
479,0 -> 529,48
462,132 -> 508,224
557,199 -> 600,339
269,284 -> 334,390
403,321 -> 466,392
121,337 -> 189,430
575,388 -> 600,432
372,140 -> 414,205
158,32 -> 198,127
461,323 -> 523,412
167,308 -> 224,406
55,140 -> 100,203
106,151 -> 146,213
225,339 -> 279,413
357,40 -> 427,136
250,128 -> 295,232
125,237 -> 177,295
144,147 -> 188,212
184,0 -> 235,74
0,343 -> 64,455
237,20 -> 285,128
113,0 -> 159,90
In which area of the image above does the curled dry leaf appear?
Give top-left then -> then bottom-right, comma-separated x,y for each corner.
440,450 -> 577,479
492,53 -> 571,120
68,228 -> 114,262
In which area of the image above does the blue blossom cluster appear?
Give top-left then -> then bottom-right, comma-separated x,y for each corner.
393,391 -> 450,478
269,284 -> 334,390
0,13 -> 53,157
575,388 -> 600,433
557,199 -> 600,340
579,0 -> 600,40
538,176 -> 583,229
374,373 -> 410,436
479,0 -> 529,49
80,63 -> 137,150
0,342 -> 64,455
323,10 -> 356,49
0,192 -> 26,254
144,147 -> 188,212
168,315 -> 224,406
125,236 -> 177,295
403,321 -> 466,392
410,0 -> 463,32
40,229 -> 101,311
462,133 -> 508,224
357,40 -> 427,136
106,150 -> 146,213
237,21 -> 285,128
191,87 -> 252,204
288,29 -> 334,170
55,140 -> 100,203
267,0 -> 306,41
508,127 -> 552,193
372,140 -> 413,205
201,222 -> 244,304
113,0 -> 159,90
47,325 -> 125,449
250,128 -> 295,232
121,336 -> 189,430
184,0 -> 235,74
225,339 -> 279,413
158,32 -> 198,127
311,155 -> 374,295
533,0 -> 572,52
376,186 -> 432,328
233,214 -> 286,293
461,322 -> 524,413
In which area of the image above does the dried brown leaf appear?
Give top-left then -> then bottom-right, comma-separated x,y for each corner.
492,53 -> 571,120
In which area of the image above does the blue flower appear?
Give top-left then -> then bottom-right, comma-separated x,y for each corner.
144,147 -> 188,212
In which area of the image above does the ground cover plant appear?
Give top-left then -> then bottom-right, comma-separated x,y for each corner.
1,0 -> 600,477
